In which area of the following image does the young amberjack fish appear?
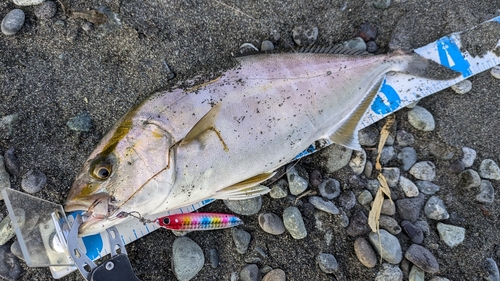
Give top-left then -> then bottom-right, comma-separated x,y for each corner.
156,213 -> 243,231
65,46 -> 458,236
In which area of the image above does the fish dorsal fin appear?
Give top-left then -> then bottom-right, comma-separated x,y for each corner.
297,44 -> 371,56
212,172 -> 274,200
329,78 -> 385,151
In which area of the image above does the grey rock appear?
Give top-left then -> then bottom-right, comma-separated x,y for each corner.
260,40 -> 274,51
373,0 -> 391,9
338,209 -> 350,228
382,167 -> 400,187
398,147 -> 417,171
380,146 -> 397,165
318,178 -> 340,199
316,253 -> 338,273
424,196 -> 449,220
0,209 -> 25,245
476,180 -> 495,203
0,156 -> 11,200
366,41 -> 379,53
377,199 -> 396,216
260,265 -> 273,275
3,148 -> 20,176
1,9 -> 25,36
349,150 -> 366,175
365,160 -> 374,178
479,159 -> 500,180
449,159 -> 465,174
396,193 -> 425,222
254,246 -> 267,258
354,237 -> 377,268
358,125 -> 379,146
396,130 -> 415,146
81,21 -> 94,32
286,165 -> 309,195
357,22 -> 378,41
262,269 -> 286,281
409,265 -> 425,281
232,228 -> 251,254
457,169 -> 481,189
240,264 -> 261,281
409,161 -> 436,181
451,79 -> 472,94
415,181 -> 440,195
13,0 -> 45,5
34,1 -> 57,19
0,244 -> 23,281
404,244 -> 439,273
308,170 -> 322,189
401,220 -> 424,244
415,220 -> 430,237
461,147 -> 477,167
346,210 -> 371,237
292,26 -> 318,46
0,114 -> 19,139
319,143 -> 352,173
375,263 -> 403,281
399,176 -> 419,197
342,37 -> 367,51
21,169 -> 47,194
269,179 -> 288,199
491,65 -> 500,79
209,248 -> 218,268
379,215 -> 401,235
172,237 -> 204,281
358,190 -> 373,206
224,196 -> 262,215
484,258 -> 500,281
366,179 -> 380,194
436,222 -> 465,247
309,196 -> 339,215
67,111 -> 92,132
258,213 -> 285,235
282,206 -> 307,239
338,191 -> 356,210
368,230 -> 403,264
408,106 -> 435,131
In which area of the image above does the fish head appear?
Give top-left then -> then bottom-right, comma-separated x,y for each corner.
65,118 -> 176,236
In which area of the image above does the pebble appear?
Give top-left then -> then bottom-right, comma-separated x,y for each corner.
260,40 -> 274,51
240,264 -> 261,281
317,178 -> 340,199
21,169 -> 47,194
81,21 -> 94,32
368,230 -> 403,264
3,148 -> 20,176
449,159 -> 465,174
260,265 -> 273,275
415,181 -> 440,195
357,22 -> 378,41
316,253 -> 338,273
436,222 -> 465,247
461,147 -> 477,167
224,196 -> 262,215
365,160 -> 374,178
428,142 -> 454,160
380,146 -> 397,165
1,9 -> 25,36
358,190 -> 373,206
258,213 -> 285,235
484,258 -> 500,281
457,169 -> 481,189
262,269 -> 285,281
342,37 -> 367,51
338,190 -> 356,210
378,199 -> 396,216
399,176 -> 419,197
382,167 -> 400,187
396,130 -> 415,146
349,150 -> 366,175
450,79 -> 472,94
171,237 -> 204,281
0,244 -> 23,281
401,220 -> 424,244
354,237 -> 377,268
67,112 -> 92,132
286,165 -> 309,195
490,65 -> 500,79
424,196 -> 449,220
0,156 -> 11,200
209,248 -> 218,268
379,215 -> 401,235
409,265 -> 425,281
429,277 -> 451,281
309,196 -> 339,215
366,179 -> 380,194
282,207 -> 307,239
0,209 -> 25,245
415,220 -> 430,236
269,179 -> 288,199
404,244 -> 439,273
346,210 -> 371,237
406,100 -> 419,108
13,0 -> 45,5
476,180 -> 495,203
408,106 -> 435,131
409,161 -> 436,181
398,147 -> 417,171
338,209 -> 350,228
479,159 -> 500,180
0,114 -> 18,139
375,263 -> 403,281
292,26 -> 318,46
319,143 -> 353,173
358,125 -> 379,146
309,170 -> 322,189
366,41 -> 379,53
34,1 -> 57,19
373,0 -> 391,9
232,228 -> 251,254
396,193 -> 425,222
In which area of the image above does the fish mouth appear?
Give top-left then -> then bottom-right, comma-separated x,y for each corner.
65,193 -> 118,236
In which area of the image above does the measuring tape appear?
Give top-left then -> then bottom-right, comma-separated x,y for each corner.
51,16 -> 500,279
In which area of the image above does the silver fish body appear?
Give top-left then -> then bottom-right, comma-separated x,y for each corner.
65,51 -> 448,235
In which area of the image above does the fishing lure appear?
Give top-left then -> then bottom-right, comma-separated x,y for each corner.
156,213 -> 243,231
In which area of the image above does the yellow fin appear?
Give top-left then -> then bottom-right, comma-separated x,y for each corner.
329,78 -> 384,151
213,172 -> 274,200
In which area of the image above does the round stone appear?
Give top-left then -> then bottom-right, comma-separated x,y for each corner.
34,1 -> 57,19
358,125 -> 379,146
408,106 -> 435,131
12,0 -> 45,5
366,41 -> 379,53
240,264 -> 261,281
479,159 -> 500,180
424,196 -> 449,220
292,26 -> 318,46
338,190 -> 356,210
258,213 -> 285,235
282,206 -> 307,239
318,178 -> 341,199
308,170 -> 322,189
404,244 -> 439,273
269,179 -> 288,199
396,130 -> 415,146
4,148 -> 20,176
224,196 -> 262,215
209,249 -> 218,268
357,22 -> 378,41
380,146 -> 397,165
484,258 -> 499,281
358,190 -> 373,206
457,169 -> 481,189
286,165 -> 309,195
449,159 -> 465,174
67,111 -> 92,132
401,220 -> 424,244
1,9 -> 25,36
0,244 -> 23,281
342,37 -> 367,51
409,161 -> 436,181
346,210 -> 370,237
415,181 -> 440,195
375,263 -> 403,281
395,193 -> 425,222
262,269 -> 285,281
309,196 -> 339,215
398,147 -> 417,171
349,150 -> 367,175
461,147 -> 477,167
409,265 -> 425,281
319,143 -> 353,173
379,215 -> 401,235
382,167 -> 400,187
21,169 -> 47,194
372,0 -> 391,9
171,237 -> 204,281
232,228 -> 251,254
451,79 -> 472,94
354,237 -> 377,268
316,253 -> 338,273
436,222 -> 465,248
368,229 -> 403,264
491,65 -> 500,79
399,176 -> 419,197
260,40 -> 274,51
476,180 -> 495,203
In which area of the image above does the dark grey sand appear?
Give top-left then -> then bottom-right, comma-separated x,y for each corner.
1,0 -> 500,280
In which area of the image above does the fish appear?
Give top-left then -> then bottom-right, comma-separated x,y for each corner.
65,46 -> 458,236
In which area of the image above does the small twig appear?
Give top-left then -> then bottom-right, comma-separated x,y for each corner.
295,190 -> 316,204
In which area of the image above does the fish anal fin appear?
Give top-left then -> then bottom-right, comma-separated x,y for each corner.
213,172 -> 274,200
330,78 -> 385,151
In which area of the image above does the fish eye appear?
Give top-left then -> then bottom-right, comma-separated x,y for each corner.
91,163 -> 112,180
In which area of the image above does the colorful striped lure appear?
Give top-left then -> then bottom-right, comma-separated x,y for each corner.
156,213 -> 243,230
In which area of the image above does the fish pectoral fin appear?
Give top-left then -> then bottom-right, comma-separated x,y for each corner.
212,172 -> 274,200
329,78 -> 385,151
179,103 -> 229,151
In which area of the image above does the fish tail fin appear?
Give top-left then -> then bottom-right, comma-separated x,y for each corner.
393,51 -> 461,80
